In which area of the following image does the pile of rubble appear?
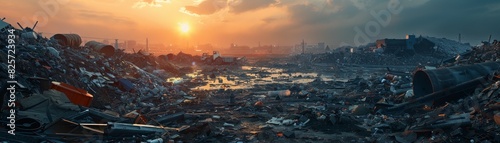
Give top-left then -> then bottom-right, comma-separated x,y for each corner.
0,23 -> 206,142
425,36 -> 472,57
371,43 -> 500,142
2,19 -> 500,142
310,50 -> 442,66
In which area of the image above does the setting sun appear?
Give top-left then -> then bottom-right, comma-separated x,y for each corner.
179,22 -> 190,34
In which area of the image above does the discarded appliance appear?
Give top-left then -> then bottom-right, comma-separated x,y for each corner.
85,41 -> 115,57
51,81 -> 93,107
413,61 -> 500,97
52,34 -> 82,48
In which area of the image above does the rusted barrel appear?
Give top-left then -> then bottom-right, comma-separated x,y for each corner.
52,34 -> 82,48
85,41 -> 115,57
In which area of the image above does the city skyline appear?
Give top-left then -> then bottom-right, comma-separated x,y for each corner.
1,0 -> 499,48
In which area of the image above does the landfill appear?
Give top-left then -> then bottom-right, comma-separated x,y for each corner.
2,20 -> 500,143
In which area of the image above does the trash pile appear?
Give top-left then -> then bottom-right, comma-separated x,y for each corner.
424,36 -> 472,57
310,51 -> 442,66
310,36 -> 473,66
0,24 -> 205,142
372,43 -> 500,142
2,19 -> 500,142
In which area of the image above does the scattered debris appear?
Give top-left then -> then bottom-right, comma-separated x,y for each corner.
2,19 -> 500,142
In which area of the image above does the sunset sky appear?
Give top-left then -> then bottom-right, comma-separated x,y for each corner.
1,0 -> 499,48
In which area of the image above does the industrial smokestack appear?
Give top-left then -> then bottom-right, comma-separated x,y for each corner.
458,33 -> 461,43
115,39 -> 119,49
302,39 -> 305,54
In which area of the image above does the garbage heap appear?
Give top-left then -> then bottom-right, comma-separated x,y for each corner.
0,26 -> 200,142
310,52 -> 443,66
372,42 -> 500,142
2,21 -> 500,142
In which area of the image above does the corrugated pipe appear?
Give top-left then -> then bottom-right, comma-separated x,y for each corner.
413,61 -> 500,97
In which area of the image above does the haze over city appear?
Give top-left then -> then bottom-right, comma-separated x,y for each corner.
1,0 -> 500,51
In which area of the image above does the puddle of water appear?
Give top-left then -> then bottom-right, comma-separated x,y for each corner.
166,77 -> 185,85
190,66 -> 336,91
185,70 -> 203,78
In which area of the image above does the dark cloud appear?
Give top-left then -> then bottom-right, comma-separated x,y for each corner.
183,0 -> 226,15
227,1 -> 361,47
274,0 -> 500,46
276,0 -> 365,45
286,0 -> 371,26
229,0 -> 279,14
386,0 -> 500,44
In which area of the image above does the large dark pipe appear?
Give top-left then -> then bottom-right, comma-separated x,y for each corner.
413,61 -> 500,97
382,76 -> 487,114
85,41 -> 115,57
52,34 -> 82,48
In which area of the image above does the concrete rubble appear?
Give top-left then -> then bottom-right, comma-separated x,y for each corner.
2,21 -> 500,143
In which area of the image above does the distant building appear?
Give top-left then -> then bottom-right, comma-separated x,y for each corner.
126,40 -> 137,49
148,44 -> 166,54
406,35 -> 416,49
308,45 -> 328,54
293,44 -> 303,55
253,45 -> 272,55
271,45 -> 294,55
197,44 -> 214,53
118,42 -> 126,49
318,42 -> 325,50
289,42 -> 327,54
228,44 -> 253,55
376,34 -> 416,54
333,46 -> 353,53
